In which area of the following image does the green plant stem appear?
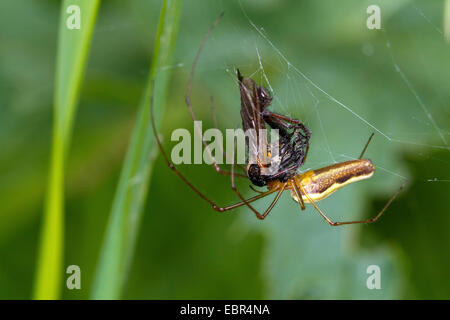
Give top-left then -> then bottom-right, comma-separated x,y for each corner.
33,0 -> 100,300
91,0 -> 183,299
444,0 -> 450,41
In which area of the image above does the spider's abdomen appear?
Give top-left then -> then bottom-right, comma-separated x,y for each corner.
292,159 -> 375,203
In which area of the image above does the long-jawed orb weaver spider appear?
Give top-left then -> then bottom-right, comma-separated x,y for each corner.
149,13 -> 407,225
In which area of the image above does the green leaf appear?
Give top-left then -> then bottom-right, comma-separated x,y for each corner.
33,0 -> 100,300
91,0 -> 183,299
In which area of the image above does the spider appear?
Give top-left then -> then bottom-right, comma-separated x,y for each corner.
150,13 -> 407,225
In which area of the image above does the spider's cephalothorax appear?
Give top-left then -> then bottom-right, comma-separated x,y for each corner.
237,69 -> 311,187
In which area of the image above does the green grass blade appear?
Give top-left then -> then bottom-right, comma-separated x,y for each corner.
91,0 -> 183,299
33,0 -> 100,300
445,0 -> 450,41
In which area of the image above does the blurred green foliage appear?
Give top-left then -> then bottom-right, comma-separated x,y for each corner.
91,0 -> 183,299
0,0 -> 449,299
33,0 -> 100,300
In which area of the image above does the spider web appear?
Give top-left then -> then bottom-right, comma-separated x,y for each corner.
213,0 -> 448,185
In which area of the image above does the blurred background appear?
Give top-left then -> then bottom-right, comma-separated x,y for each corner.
0,0 -> 449,299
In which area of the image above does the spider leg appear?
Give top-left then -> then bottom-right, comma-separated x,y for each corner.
290,179 -> 305,210
249,185 -> 266,194
150,85 -> 278,213
358,133 -> 375,159
261,184 -> 286,219
230,136 -> 287,219
209,96 -> 246,174
184,12 -> 246,179
297,180 -> 408,226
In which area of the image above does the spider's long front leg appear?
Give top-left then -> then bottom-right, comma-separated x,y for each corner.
209,96 -> 246,175
185,94 -> 247,178
184,12 -> 246,179
297,181 -> 407,226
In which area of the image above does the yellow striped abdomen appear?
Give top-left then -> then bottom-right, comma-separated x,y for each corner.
291,159 -> 375,203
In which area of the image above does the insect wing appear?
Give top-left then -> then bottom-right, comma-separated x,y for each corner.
237,69 -> 270,167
